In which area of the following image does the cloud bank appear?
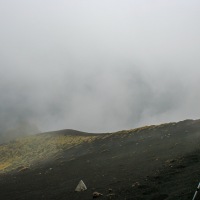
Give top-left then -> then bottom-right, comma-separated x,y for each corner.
0,0 -> 200,133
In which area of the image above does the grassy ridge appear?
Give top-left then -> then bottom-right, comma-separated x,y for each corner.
0,122 -> 179,173
0,133 -> 97,172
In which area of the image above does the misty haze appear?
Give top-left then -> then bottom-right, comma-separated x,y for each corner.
0,1 -> 200,200
1,0 -> 200,135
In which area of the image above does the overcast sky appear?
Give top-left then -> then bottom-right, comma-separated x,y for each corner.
0,0 -> 200,133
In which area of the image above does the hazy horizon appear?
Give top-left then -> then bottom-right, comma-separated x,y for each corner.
0,0 -> 200,134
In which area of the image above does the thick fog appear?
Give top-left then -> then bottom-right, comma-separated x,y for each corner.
0,0 -> 200,134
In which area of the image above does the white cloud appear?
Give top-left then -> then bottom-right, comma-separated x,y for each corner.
0,0 -> 200,133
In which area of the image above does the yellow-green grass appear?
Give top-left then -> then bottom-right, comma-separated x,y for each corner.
114,122 -> 177,136
0,133 -> 97,173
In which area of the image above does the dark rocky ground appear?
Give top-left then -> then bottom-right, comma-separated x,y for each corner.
1,119 -> 200,200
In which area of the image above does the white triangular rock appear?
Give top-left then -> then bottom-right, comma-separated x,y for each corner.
75,180 -> 87,192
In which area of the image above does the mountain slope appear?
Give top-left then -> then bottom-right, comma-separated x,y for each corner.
0,129 -> 98,172
0,119 -> 200,200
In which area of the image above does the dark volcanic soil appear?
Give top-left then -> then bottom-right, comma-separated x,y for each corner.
1,119 -> 200,200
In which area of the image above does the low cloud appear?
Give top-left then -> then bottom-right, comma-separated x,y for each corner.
0,0 -> 200,134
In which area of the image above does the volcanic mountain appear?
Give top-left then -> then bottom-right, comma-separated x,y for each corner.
0,119 -> 200,200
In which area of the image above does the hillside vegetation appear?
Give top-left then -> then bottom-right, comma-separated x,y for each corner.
0,120 -> 195,173
0,131 -> 97,172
